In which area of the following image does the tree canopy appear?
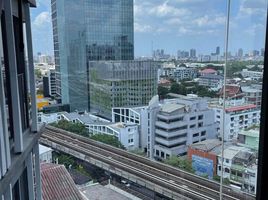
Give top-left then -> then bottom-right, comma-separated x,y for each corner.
51,120 -> 89,137
90,134 -> 126,150
164,156 -> 195,173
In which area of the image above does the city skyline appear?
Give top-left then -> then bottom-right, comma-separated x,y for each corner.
31,0 -> 267,57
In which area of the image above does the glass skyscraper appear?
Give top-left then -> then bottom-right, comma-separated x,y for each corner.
51,0 -> 134,111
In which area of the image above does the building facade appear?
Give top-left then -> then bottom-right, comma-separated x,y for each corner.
51,0 -> 134,111
0,0 -> 41,199
173,66 -> 197,81
198,74 -> 223,91
88,61 -> 158,119
43,69 -> 56,98
146,95 -> 218,159
212,104 -> 260,141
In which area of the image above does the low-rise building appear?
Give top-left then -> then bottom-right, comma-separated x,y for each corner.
237,129 -> 259,151
61,112 -> 139,150
242,86 -> 262,107
199,68 -> 218,76
198,74 -> 223,91
217,146 -> 257,194
188,139 -> 222,179
241,69 -> 263,80
173,66 -> 198,81
212,104 -> 260,141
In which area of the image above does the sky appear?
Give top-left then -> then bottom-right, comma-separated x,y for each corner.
30,0 -> 267,57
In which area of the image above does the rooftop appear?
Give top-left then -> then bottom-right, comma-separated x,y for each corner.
41,163 -> 83,200
200,68 -> 217,74
239,129 -> 259,138
218,146 -> 247,160
161,103 -> 185,113
225,104 -> 257,112
189,139 -> 222,154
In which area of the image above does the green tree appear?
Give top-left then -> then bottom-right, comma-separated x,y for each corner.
90,134 -> 125,149
35,69 -> 42,79
158,86 -> 169,99
170,83 -> 187,95
51,120 -> 89,137
164,156 -> 195,173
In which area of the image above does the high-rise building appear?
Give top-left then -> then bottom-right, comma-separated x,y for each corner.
261,48 -> 265,57
51,0 -> 134,111
190,48 -> 196,58
238,48 -> 243,58
88,61 -> 158,119
216,46 -> 220,55
0,0 -> 41,199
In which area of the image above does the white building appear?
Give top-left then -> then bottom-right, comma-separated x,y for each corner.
241,69 -> 263,80
242,86 -> 262,107
211,104 -> 260,141
217,146 -> 257,194
61,112 -> 139,150
198,74 -> 223,91
39,145 -> 53,163
112,106 -> 149,151
150,95 -> 218,159
173,66 -> 197,81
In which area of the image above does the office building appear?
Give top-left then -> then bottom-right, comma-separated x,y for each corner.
147,95 -> 218,159
0,0 -> 41,199
51,0 -> 134,111
190,49 -> 196,58
216,46 -> 220,55
88,61 -> 158,119
43,69 -> 56,97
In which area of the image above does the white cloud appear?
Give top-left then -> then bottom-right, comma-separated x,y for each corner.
149,1 -> 191,18
193,15 -> 225,27
238,0 -> 266,16
134,23 -> 153,33
33,12 -> 51,27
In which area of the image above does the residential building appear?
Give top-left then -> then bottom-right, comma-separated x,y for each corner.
199,68 -> 218,76
41,163 -> 84,200
39,145 -> 53,163
188,139 -> 222,179
242,86 -> 262,107
212,104 -> 260,141
60,112 -> 139,150
43,69 -> 56,97
51,0 -> 134,111
112,106 -> 149,150
159,63 -> 176,78
173,65 -> 198,81
198,74 -> 224,91
149,95 -> 218,159
241,69 -> 263,80
238,129 -> 259,151
88,61 -> 158,119
0,0 -> 41,199
217,146 -> 257,194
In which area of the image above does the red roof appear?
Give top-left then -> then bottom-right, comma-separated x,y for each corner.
200,68 -> 217,74
41,163 -> 83,200
219,85 -> 243,98
225,104 -> 256,112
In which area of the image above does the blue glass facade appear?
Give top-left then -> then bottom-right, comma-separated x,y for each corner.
51,0 -> 134,111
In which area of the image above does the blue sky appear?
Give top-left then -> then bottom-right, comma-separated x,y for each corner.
30,0 -> 267,57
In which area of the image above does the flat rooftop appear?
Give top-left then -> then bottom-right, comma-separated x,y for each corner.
80,184 -> 131,200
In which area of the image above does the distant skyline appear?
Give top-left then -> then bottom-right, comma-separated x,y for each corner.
31,0 -> 267,57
